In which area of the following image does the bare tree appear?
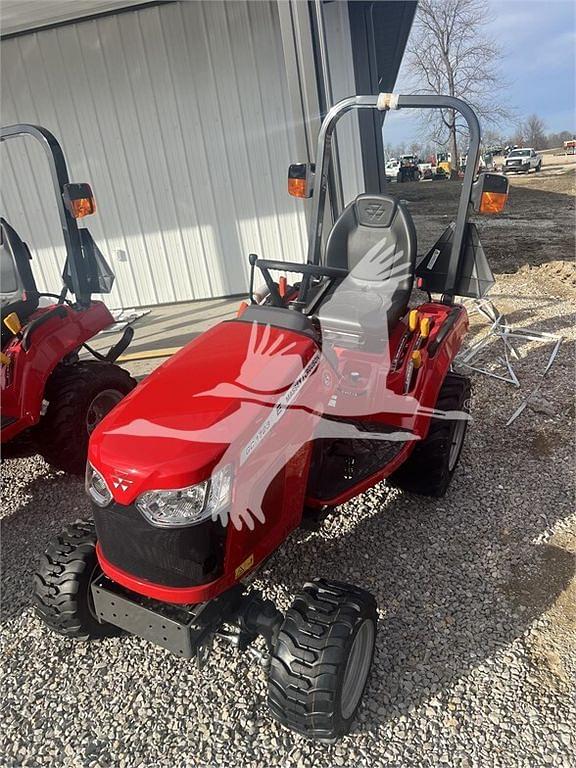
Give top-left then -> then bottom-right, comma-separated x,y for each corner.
406,0 -> 510,175
511,122 -> 527,148
523,114 -> 547,149
483,128 -> 505,149
547,130 -> 575,150
409,141 -> 422,157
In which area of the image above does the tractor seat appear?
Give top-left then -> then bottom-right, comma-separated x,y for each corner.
317,194 -> 416,347
1,218 -> 39,347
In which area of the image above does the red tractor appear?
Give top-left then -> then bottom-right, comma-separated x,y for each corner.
34,95 -> 508,740
1,125 -> 135,474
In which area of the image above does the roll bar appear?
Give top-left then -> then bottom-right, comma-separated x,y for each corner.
1,123 -> 90,304
307,94 -> 481,300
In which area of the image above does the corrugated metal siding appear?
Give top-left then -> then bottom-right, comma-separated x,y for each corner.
1,0 -> 308,307
0,0 -> 148,37
323,0 -> 364,207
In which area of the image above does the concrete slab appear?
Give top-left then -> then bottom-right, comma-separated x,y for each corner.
88,296 -> 240,378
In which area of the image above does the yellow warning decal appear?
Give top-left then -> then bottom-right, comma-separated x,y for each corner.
235,554 -> 254,580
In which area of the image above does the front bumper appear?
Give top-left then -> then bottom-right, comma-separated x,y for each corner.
506,162 -> 529,171
91,573 -> 244,656
93,501 -> 226,589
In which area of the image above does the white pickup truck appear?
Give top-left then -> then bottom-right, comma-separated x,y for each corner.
504,148 -> 542,173
385,157 -> 400,181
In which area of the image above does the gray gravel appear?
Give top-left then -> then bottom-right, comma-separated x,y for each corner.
1,271 -> 575,768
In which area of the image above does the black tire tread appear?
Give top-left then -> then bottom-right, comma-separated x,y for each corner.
388,372 -> 471,497
37,361 -> 135,474
33,519 -> 118,640
268,578 -> 377,741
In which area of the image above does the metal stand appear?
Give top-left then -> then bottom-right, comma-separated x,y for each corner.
454,297 -> 563,425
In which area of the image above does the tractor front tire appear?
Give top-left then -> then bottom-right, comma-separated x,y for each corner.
268,578 -> 377,741
38,361 -> 135,474
33,520 -> 119,640
389,372 -> 471,497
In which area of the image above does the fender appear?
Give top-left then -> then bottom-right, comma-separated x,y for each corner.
409,302 -> 469,439
1,301 -> 114,441
304,302 -> 469,508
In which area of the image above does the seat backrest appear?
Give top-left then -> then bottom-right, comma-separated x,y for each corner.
1,220 -> 39,345
325,194 -> 417,284
0,218 -> 37,303
1,238 -> 21,300
319,194 -> 418,339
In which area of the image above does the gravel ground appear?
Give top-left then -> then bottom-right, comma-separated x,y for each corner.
2,183 -> 575,767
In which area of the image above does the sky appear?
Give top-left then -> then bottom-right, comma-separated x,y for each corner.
384,0 -> 575,148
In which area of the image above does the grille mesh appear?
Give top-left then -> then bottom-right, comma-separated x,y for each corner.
94,503 -> 226,588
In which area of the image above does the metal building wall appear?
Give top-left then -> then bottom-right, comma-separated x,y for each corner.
322,0 -> 364,207
1,1 -> 308,308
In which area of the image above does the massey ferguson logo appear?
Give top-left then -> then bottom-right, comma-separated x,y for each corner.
364,203 -> 386,220
111,475 -> 132,492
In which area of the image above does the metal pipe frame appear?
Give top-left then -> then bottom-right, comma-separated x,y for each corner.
307,94 -> 481,300
1,123 -> 90,304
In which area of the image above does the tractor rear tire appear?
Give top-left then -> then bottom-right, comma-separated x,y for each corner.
268,578 -> 377,741
33,519 -> 119,640
37,361 -> 135,474
388,372 -> 471,497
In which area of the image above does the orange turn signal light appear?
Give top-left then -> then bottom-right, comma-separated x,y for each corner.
71,196 -> 96,218
63,182 -> 96,218
473,173 -> 509,214
288,163 -> 314,198
479,191 -> 508,214
288,177 -> 308,198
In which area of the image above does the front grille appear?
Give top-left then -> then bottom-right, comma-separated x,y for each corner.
94,502 -> 227,588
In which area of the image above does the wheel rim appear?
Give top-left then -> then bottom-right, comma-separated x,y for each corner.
340,619 -> 375,720
86,388 -> 124,434
448,418 -> 467,471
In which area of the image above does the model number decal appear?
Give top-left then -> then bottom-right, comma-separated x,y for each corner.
240,351 -> 320,466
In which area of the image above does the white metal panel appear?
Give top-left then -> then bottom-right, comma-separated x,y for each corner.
1,1 -> 308,307
0,1 -> 151,37
323,0 -> 364,207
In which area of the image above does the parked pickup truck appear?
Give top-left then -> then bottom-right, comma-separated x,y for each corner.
504,147 -> 542,173
385,157 -> 400,181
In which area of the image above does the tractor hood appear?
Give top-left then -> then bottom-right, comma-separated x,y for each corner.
89,318 -> 319,505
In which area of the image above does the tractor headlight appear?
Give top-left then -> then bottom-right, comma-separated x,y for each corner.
86,462 -> 113,508
135,465 -> 233,528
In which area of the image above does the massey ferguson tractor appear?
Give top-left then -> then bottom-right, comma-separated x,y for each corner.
34,94 -> 508,740
1,125 -> 135,474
